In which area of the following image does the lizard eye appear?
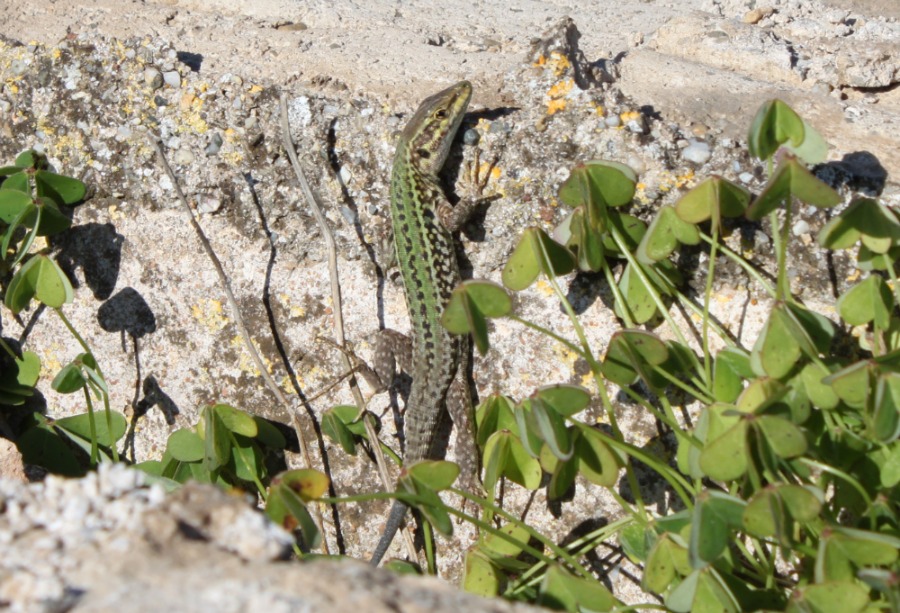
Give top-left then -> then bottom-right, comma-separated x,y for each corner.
434,109 -> 448,119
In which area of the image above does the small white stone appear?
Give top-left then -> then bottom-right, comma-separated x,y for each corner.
682,140 -> 711,164
198,194 -> 222,214
289,96 -> 313,127
162,71 -> 181,88
144,67 -> 163,90
174,148 -> 195,165
792,220 -> 810,236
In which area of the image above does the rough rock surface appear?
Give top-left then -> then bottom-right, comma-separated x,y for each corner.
0,464 -> 540,612
0,0 -> 897,603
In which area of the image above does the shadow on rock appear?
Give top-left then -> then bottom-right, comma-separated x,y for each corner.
814,151 -> 888,197
97,287 -> 156,340
53,222 -> 124,301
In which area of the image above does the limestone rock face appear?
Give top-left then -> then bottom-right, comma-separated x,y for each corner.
0,465 -> 537,613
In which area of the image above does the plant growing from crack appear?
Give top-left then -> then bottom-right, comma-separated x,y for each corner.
312,99 -> 899,612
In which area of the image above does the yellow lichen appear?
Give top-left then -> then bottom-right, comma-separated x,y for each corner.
535,279 -> 555,298
547,51 -> 571,76
675,169 -> 695,188
553,342 -> 580,372
546,79 -> 573,115
230,335 -> 273,377
547,98 -> 567,115
192,299 -> 229,332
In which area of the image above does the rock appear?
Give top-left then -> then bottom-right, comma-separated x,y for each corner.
682,139 -> 711,164
205,132 -> 224,156
162,70 -> 181,88
0,466 -> 538,613
144,67 -> 163,90
174,147 -> 195,165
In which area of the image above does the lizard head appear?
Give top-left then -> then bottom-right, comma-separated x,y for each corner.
400,80 -> 472,175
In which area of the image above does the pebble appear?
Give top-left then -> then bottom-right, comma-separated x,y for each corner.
174,148 -> 194,165
289,96 -> 313,127
462,128 -> 480,146
10,59 -> 28,75
489,121 -> 511,134
626,155 -> 645,175
115,126 -> 132,141
205,132 -> 223,156
743,7 -> 775,24
625,115 -> 647,134
144,68 -> 163,90
198,194 -> 222,214
340,206 -> 358,225
604,115 -> 621,128
682,140 -> 711,164
792,220 -> 810,236
339,166 -> 352,185
162,71 -> 181,88
739,172 -> 755,184
811,81 -> 832,95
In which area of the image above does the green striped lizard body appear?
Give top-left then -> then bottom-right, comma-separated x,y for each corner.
369,81 -> 480,566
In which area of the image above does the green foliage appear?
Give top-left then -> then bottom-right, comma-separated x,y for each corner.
0,153 -> 323,545
6,96 -> 900,613
0,150 -> 124,469
344,99 -> 900,612
143,404 -> 288,490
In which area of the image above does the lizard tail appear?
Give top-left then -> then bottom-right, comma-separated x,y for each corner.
369,500 -> 409,566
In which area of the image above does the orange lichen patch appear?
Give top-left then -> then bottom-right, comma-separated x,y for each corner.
593,103 -> 605,116
619,110 -> 641,124
546,79 -> 574,115
534,51 -> 572,76
548,79 -> 573,99
176,92 -> 209,134
547,98 -> 567,115
633,182 -> 649,204
547,51 -> 571,76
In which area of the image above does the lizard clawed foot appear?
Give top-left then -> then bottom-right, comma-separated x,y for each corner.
461,148 -> 500,205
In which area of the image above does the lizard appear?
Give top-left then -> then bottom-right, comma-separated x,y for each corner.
368,80 -> 486,566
